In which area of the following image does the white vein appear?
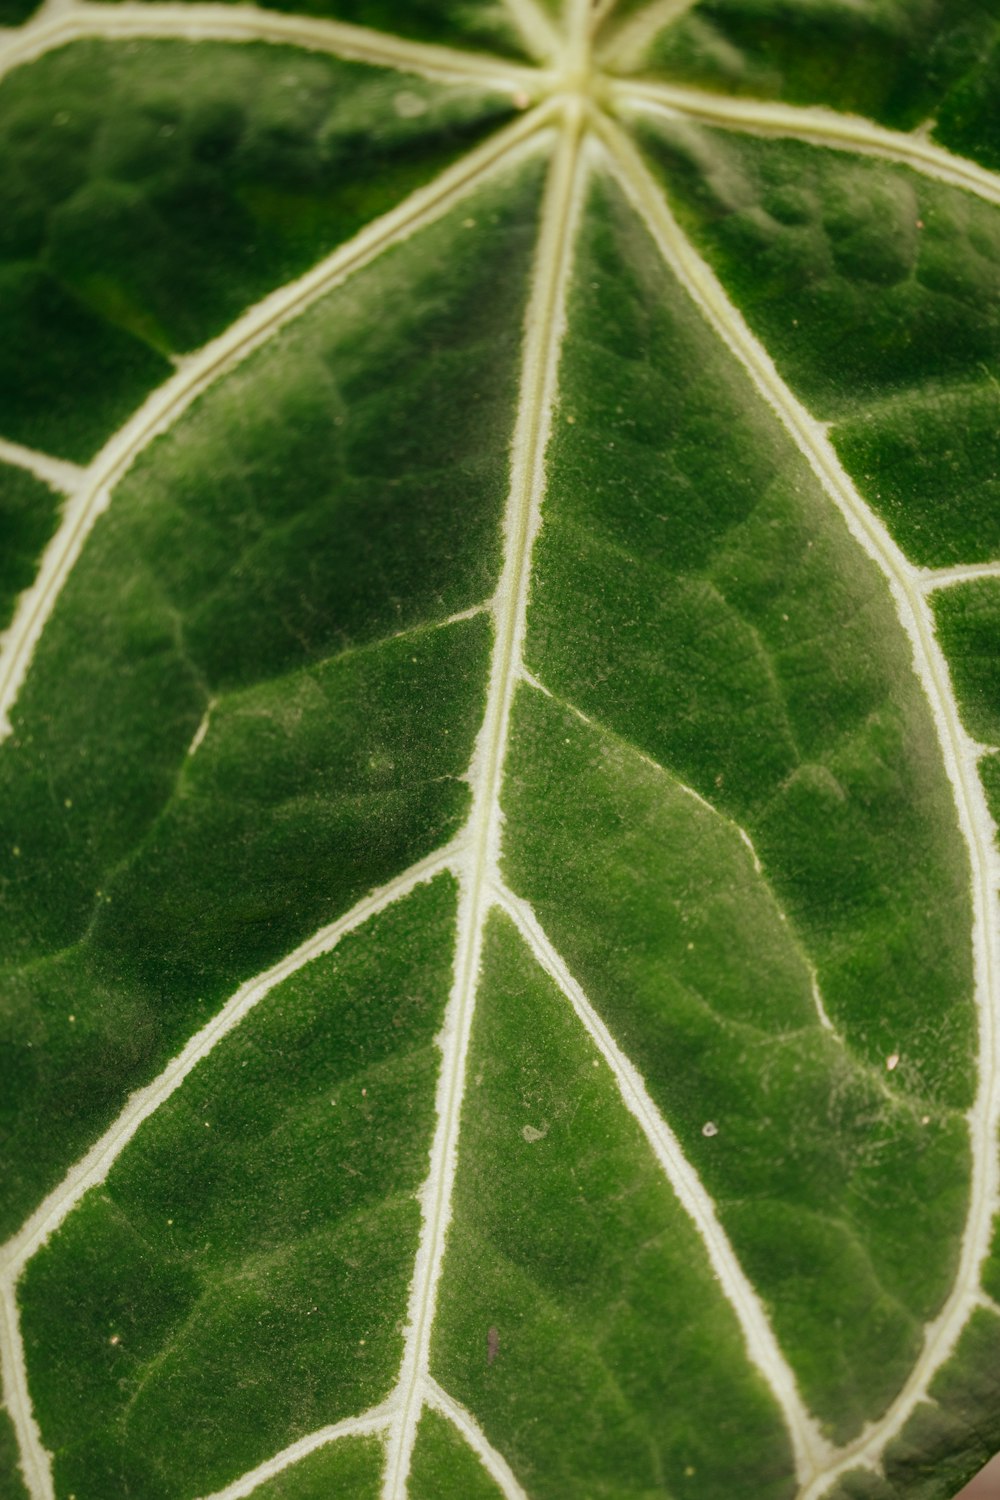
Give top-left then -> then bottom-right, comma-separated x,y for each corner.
615,85 -> 1000,209
496,884 -> 833,1482
189,1373 -> 525,1500
499,0 -> 562,67
526,677 -> 937,1073
0,439 -> 82,497
0,0 -> 545,89
183,608 -> 484,760
562,0 -> 594,82
523,666 -> 769,870
918,562 -> 1000,593
0,848 -> 461,1500
594,115 -> 1000,1496
186,699 -> 215,758
2,3 -> 999,1489
0,105 -> 553,741
26,0 -> 75,22
597,0 -> 698,72
522,670 -> 851,1044
3,846 -> 460,1277
380,101 -> 587,1500
0,1284 -> 50,1500
589,0 -> 620,33
425,1377 -> 528,1500
810,979 -> 837,1034
196,1405 -> 394,1500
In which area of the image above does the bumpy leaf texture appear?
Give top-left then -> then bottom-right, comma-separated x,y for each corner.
2,1 -> 1000,1498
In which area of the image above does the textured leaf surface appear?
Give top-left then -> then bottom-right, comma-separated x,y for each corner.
1,2 -> 999,1499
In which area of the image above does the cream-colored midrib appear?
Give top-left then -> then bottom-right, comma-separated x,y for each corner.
380,103 -> 587,1499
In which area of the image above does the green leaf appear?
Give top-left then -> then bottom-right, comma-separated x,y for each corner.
1,3 -> 999,1498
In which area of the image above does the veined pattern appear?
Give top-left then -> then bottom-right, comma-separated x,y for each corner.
1,0 -> 999,1497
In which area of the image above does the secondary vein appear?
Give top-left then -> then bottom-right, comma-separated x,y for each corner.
614,85 -> 1000,209
0,0 -> 546,89
595,111 -> 1000,1498
496,881 -> 834,1483
0,104 -> 553,742
597,0 -> 700,73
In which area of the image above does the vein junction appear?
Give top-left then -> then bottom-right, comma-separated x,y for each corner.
0,1 -> 999,1498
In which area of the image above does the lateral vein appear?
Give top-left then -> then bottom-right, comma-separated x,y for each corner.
499,0 -> 561,66
196,1404 -> 395,1500
0,1 -> 546,90
0,438 -> 82,497
595,116 -> 1000,1497
597,0 -> 698,72
2,845 -> 461,1278
522,667 -> 769,870
614,85 -> 1000,208
380,104 -> 587,1499
0,848 -> 463,1499
589,0 -> 619,33
496,883 -> 833,1482
424,1378 -> 528,1500
0,105 -> 553,741
521,673 -> 942,1057
0,1282 -> 51,1500
918,561 -> 1000,593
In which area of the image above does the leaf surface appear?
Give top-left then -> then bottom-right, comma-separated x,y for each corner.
1,2 -> 999,1499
